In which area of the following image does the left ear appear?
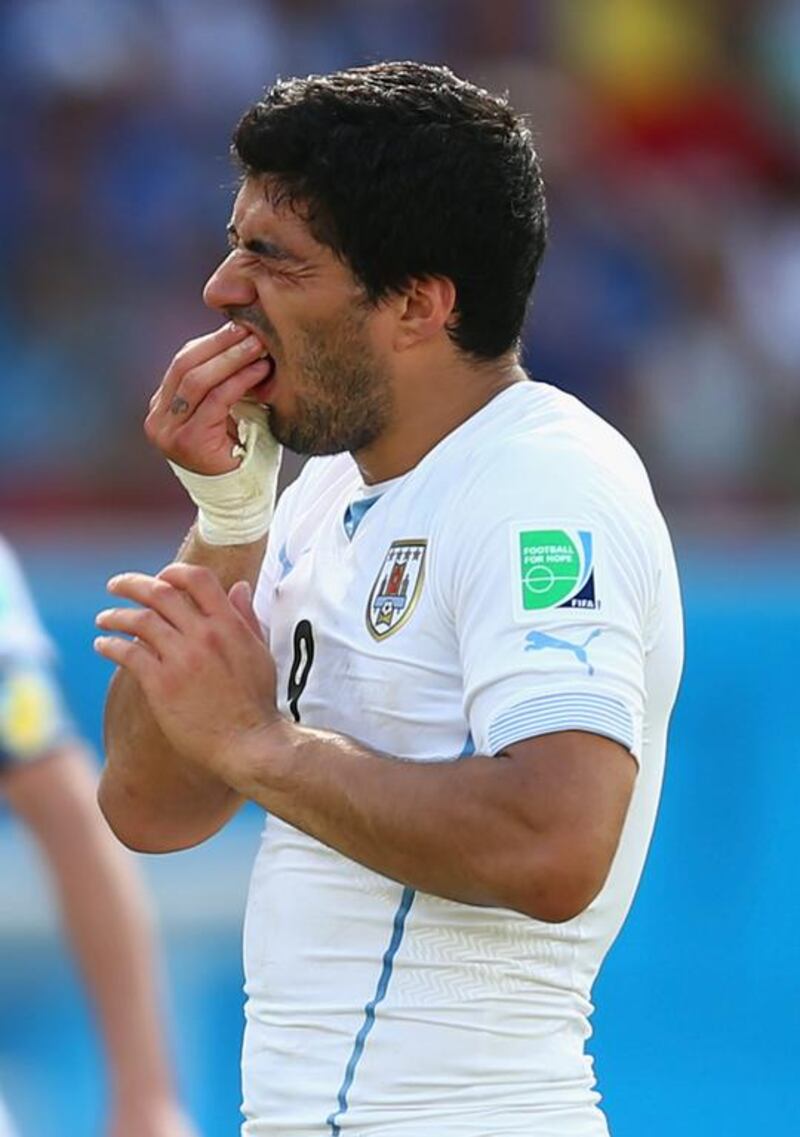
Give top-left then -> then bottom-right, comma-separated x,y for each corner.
392,276 -> 457,352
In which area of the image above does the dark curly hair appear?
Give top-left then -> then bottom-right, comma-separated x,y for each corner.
233,61 -> 548,361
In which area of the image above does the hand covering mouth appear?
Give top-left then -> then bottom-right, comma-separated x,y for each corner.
234,321 -> 278,395
256,351 -> 277,381
244,350 -> 278,405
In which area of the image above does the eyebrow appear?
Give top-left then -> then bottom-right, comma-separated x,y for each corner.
226,222 -> 301,263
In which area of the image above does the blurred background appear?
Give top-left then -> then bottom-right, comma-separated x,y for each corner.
0,0 -> 798,1134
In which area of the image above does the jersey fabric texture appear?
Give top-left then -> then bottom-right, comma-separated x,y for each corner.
244,380 -> 684,1137
0,537 -> 73,773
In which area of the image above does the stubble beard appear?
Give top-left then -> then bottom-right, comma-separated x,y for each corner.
267,314 -> 394,457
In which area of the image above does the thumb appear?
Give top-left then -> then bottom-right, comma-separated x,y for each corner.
229,579 -> 265,640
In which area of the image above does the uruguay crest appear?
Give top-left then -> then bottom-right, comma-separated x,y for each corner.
366,539 -> 427,640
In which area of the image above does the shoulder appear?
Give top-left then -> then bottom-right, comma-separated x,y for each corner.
0,535 -> 24,585
429,384 -> 672,613
439,382 -> 658,532
0,536 -> 34,623
0,537 -> 53,664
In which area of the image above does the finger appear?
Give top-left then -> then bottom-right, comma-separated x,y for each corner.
147,357 -> 270,455
93,635 -> 158,686
191,359 -> 272,425
156,563 -> 229,617
156,322 -> 249,406
168,334 -> 268,417
228,580 -> 265,641
106,573 -> 198,629
95,606 -> 177,657
145,358 -> 271,472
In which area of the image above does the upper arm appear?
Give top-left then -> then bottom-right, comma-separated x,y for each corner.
2,740 -> 96,835
436,445 -> 656,918
439,445 -> 652,763
0,651 -> 90,838
0,538 -> 99,835
498,730 -> 637,921
0,538 -> 75,774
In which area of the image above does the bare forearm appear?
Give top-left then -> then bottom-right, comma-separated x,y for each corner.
9,748 -> 175,1104
99,526 -> 266,851
93,553 -> 634,921
230,723 -> 553,915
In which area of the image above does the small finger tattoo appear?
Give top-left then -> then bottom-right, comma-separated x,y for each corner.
170,395 -> 190,415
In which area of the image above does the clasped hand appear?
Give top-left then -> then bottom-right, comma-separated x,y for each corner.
95,563 -> 281,780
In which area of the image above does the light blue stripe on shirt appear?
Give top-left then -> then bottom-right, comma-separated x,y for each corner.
324,733 -> 473,1132
326,886 -> 416,1135
488,691 -> 635,755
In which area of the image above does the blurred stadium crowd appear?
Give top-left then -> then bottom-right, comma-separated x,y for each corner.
0,0 -> 798,518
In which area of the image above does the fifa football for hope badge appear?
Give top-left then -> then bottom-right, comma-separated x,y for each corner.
366,540 -> 427,640
512,525 -> 599,620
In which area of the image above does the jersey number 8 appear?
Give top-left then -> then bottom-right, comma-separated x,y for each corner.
287,620 -> 315,723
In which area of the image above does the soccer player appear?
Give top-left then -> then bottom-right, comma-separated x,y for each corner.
0,537 -> 197,1137
95,63 -> 684,1136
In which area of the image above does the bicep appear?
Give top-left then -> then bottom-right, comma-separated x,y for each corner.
497,730 -> 637,922
503,730 -> 637,851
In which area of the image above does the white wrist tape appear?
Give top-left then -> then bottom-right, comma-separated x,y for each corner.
167,403 -> 282,546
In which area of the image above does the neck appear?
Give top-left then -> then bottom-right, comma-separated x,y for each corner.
354,354 -> 526,485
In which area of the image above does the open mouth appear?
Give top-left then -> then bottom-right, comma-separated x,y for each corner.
249,351 -> 277,403
236,321 -> 278,403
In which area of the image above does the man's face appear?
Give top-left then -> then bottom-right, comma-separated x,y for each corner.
203,176 -> 394,456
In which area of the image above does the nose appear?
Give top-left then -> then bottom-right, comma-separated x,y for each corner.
203,252 -> 257,312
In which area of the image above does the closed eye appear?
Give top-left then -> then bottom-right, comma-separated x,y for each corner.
226,223 -> 299,265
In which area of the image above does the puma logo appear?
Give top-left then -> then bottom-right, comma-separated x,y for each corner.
525,629 -> 602,675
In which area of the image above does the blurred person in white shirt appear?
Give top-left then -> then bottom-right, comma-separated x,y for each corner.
0,536 -> 198,1137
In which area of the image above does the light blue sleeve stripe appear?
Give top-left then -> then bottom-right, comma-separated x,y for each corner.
492,707 -> 632,739
490,697 -> 631,737
487,692 -> 635,755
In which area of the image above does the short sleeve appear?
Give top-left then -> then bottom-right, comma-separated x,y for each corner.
0,537 -> 53,664
435,451 -> 655,762
0,539 -> 74,771
0,660 -> 74,771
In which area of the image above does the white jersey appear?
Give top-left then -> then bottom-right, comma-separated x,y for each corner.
243,380 -> 683,1137
0,538 -> 53,665
0,537 -> 72,772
